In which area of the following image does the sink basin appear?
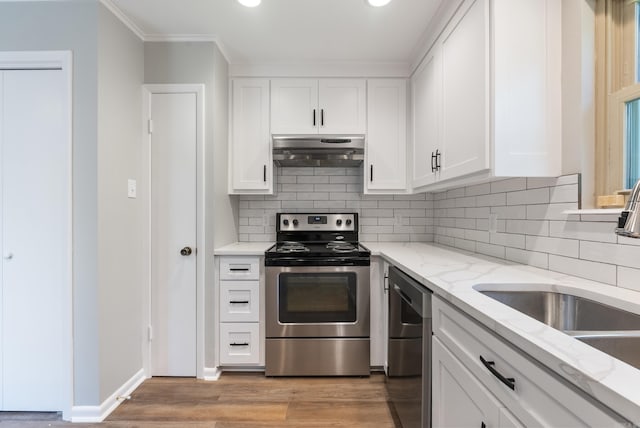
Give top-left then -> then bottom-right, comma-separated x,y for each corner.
479,290 -> 640,331
574,333 -> 640,370
478,289 -> 640,369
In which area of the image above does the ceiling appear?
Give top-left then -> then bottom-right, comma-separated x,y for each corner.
107,0 -> 443,66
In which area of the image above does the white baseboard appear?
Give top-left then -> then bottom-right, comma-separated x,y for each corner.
70,368 -> 146,423
202,366 -> 222,381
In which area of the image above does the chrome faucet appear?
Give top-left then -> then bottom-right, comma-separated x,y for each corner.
616,179 -> 640,238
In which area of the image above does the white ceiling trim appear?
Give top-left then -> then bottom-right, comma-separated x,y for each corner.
229,61 -> 411,78
100,0 -> 145,41
143,34 -> 232,64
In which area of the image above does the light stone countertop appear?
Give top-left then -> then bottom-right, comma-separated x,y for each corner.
363,241 -> 640,424
213,242 -> 273,255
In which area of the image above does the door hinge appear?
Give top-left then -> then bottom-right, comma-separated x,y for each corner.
147,119 -> 153,134
148,325 -> 153,341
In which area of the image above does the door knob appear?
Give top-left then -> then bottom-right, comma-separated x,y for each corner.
180,247 -> 193,256
3,253 -> 13,260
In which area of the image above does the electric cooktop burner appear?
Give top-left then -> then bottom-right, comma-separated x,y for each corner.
265,213 -> 370,266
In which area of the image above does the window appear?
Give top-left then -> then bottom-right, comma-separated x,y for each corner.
597,0 -> 640,197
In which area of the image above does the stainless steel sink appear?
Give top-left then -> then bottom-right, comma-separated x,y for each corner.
478,289 -> 640,369
573,332 -> 640,370
479,290 -> 640,331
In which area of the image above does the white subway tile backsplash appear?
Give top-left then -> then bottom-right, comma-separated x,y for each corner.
617,266 -> 640,292
526,203 -> 578,220
550,184 -> 579,203
491,177 -> 527,193
525,236 -> 579,258
507,187 -> 549,206
580,241 -> 640,270
549,255 -> 616,285
239,171 -> 639,293
506,248 -> 549,269
549,221 -> 617,243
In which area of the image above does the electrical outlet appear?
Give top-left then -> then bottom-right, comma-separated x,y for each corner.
394,215 -> 404,226
263,214 -> 270,226
489,213 -> 498,233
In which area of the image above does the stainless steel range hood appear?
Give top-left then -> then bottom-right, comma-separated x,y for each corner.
272,135 -> 365,167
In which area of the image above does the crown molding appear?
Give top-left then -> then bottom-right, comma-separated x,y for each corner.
228,61 -> 411,78
143,34 -> 232,63
99,0 -> 145,40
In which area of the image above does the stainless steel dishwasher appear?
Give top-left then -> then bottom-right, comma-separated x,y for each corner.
386,265 -> 432,428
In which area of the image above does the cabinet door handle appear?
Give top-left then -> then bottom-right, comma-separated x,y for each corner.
230,342 -> 249,347
229,300 -> 250,304
263,164 -> 267,182
313,109 -> 316,126
321,109 -> 324,126
480,355 -> 515,390
435,149 -> 441,171
431,151 -> 437,172
370,164 -> 373,182
481,423 -> 486,428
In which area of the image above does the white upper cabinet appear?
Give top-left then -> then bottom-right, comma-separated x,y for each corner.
412,49 -> 440,189
439,0 -> 489,181
271,78 -> 366,135
229,78 -> 273,194
366,79 -> 408,193
411,0 -> 561,192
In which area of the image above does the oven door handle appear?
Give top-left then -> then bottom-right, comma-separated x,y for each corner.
393,284 -> 413,306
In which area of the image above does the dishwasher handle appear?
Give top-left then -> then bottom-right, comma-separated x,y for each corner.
393,284 -> 413,306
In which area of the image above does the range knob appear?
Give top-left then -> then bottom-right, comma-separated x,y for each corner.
346,219 -> 352,226
292,219 -> 299,226
283,219 -> 289,226
336,219 -> 342,226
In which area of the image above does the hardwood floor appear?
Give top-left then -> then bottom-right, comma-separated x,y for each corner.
0,373 -> 400,427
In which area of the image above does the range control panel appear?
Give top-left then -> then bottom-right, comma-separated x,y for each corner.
278,213 -> 356,232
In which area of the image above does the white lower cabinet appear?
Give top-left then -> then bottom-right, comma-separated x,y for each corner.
432,295 -> 625,427
218,256 -> 262,366
219,323 -> 260,365
433,337 -> 523,428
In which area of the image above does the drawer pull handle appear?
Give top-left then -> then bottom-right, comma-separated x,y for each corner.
230,342 -> 249,347
480,356 -> 515,390
229,268 -> 250,272
229,300 -> 249,304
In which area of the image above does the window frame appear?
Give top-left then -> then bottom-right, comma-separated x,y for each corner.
596,0 -> 639,197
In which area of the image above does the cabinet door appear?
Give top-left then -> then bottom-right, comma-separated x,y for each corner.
433,337 -> 502,428
318,79 -> 366,134
229,78 -> 272,193
366,79 -> 407,192
412,49 -> 440,189
271,78 -> 318,134
440,0 -> 490,181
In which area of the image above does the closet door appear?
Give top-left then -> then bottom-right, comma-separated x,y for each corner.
1,68 -> 69,410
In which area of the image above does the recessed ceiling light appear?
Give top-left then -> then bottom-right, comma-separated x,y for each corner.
367,0 -> 392,6
238,0 -> 261,7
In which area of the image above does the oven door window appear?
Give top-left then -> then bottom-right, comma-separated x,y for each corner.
278,273 -> 357,323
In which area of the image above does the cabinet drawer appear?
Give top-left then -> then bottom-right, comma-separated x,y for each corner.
220,281 -> 259,322
432,296 -> 622,427
219,323 -> 260,365
220,257 -> 260,280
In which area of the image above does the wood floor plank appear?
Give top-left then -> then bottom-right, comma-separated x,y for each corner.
4,373 -> 398,427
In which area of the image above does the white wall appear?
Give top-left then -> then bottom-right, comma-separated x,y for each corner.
97,2 -> 145,403
144,41 -> 235,369
0,0 -> 101,406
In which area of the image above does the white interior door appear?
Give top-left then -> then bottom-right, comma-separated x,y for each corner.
1,68 -> 69,410
150,92 -> 197,376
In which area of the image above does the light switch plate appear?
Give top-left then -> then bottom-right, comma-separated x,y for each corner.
127,179 -> 137,198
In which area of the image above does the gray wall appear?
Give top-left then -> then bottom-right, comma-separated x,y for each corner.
97,3 -> 145,402
145,41 -> 235,368
0,0 -> 101,406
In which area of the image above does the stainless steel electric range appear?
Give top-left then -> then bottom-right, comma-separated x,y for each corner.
264,213 -> 371,376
